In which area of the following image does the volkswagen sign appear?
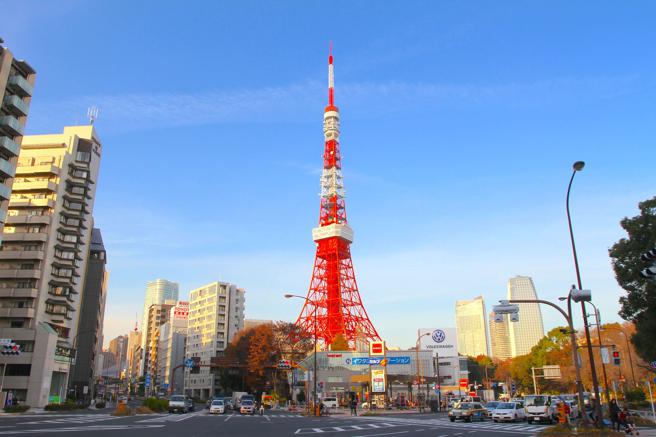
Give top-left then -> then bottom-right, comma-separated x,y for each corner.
431,329 -> 446,343
419,328 -> 457,357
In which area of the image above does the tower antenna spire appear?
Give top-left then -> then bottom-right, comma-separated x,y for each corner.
328,41 -> 334,106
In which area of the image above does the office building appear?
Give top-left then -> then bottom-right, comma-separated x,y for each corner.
108,334 -> 128,376
143,301 -> 175,380
0,40 -> 36,243
185,281 -> 245,400
507,276 -> 544,357
157,302 -> 188,394
125,329 -> 142,391
489,310 -> 512,360
455,296 -> 490,357
0,125 -> 102,407
140,279 -> 178,366
69,228 -> 108,401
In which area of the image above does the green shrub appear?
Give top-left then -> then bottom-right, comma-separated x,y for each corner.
3,404 -> 30,413
143,397 -> 168,412
625,388 -> 646,403
44,401 -> 81,411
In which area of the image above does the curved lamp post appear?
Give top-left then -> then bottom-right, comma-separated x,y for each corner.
284,294 -> 318,416
566,161 -> 603,424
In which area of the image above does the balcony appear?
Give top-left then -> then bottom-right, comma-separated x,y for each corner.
9,198 -> 55,209
0,288 -> 39,298
0,307 -> 36,318
0,183 -> 10,201
7,75 -> 34,97
0,250 -> 45,260
0,115 -> 23,137
0,158 -> 16,178
1,232 -> 48,243
0,136 -> 20,157
12,180 -> 57,192
0,269 -> 41,279
16,164 -> 59,175
6,214 -> 51,225
3,95 -> 30,117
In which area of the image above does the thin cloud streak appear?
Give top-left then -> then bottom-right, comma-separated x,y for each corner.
26,75 -> 643,134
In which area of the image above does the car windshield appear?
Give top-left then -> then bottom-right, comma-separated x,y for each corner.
525,396 -> 548,407
212,400 -> 223,405
497,403 -> 515,409
170,396 -> 185,402
458,403 -> 473,410
241,400 -> 253,406
486,402 -> 499,408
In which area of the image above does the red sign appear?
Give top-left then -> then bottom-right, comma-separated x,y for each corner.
326,354 -> 342,358
469,391 -> 476,396
173,301 -> 189,319
369,341 -> 385,356
459,378 -> 468,389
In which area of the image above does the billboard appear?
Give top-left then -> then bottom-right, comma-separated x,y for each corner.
173,301 -> 189,320
371,369 -> 386,393
369,341 -> 385,356
419,328 -> 458,358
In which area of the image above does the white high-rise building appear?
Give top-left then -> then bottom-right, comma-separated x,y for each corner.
185,281 -> 244,400
157,302 -> 188,394
455,296 -> 490,357
507,276 -> 545,357
489,311 -> 512,360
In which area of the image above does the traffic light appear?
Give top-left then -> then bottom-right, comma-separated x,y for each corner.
612,351 -> 621,366
641,247 -> 656,281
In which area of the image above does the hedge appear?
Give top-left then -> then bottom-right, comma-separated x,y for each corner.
3,404 -> 30,413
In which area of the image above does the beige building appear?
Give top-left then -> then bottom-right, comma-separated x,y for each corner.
0,40 -> 36,243
489,310 -> 512,360
140,279 -> 178,374
157,302 -> 188,394
507,276 -> 544,357
143,300 -> 175,383
125,329 -> 142,391
185,281 -> 244,400
0,125 -> 102,406
455,296 -> 490,358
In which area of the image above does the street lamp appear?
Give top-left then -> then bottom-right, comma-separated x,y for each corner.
495,291 -> 588,424
566,160 -> 603,424
415,331 -> 431,412
284,293 -> 318,416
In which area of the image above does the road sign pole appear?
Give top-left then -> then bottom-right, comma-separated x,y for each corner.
647,380 -> 656,423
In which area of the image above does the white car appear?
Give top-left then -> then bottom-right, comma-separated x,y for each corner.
322,397 -> 338,409
209,399 -> 225,414
492,402 -> 526,422
240,400 -> 255,415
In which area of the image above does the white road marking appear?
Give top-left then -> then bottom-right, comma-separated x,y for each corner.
352,432 -> 408,437
0,425 -> 165,435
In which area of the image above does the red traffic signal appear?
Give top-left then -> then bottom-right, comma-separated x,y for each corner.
612,351 -> 621,366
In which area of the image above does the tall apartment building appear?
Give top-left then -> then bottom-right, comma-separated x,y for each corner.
108,334 -> 128,376
140,279 -> 178,368
0,40 -> 36,243
507,276 -> 544,357
125,328 -> 142,391
157,302 -> 188,394
0,125 -> 102,406
69,228 -> 108,401
455,296 -> 490,357
488,310 -> 512,360
185,281 -> 245,400
143,301 -> 175,380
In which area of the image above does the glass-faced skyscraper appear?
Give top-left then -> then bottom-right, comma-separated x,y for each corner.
455,296 -> 490,357
140,279 -> 179,367
507,276 -> 545,357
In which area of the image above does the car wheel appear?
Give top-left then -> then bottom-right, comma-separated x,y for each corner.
493,419 -> 498,423
465,416 -> 472,423
450,417 -> 455,422
527,419 -> 533,425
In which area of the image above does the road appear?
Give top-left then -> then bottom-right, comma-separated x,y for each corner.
0,410 -> 547,436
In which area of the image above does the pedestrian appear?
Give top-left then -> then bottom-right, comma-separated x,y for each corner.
610,399 -> 621,431
350,397 -> 358,416
259,402 -> 265,416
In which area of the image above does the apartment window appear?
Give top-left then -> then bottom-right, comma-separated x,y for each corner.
70,169 -> 88,179
27,226 -> 41,233
16,281 -> 35,289
60,216 -> 80,227
57,232 -> 78,243
13,341 -> 34,353
64,200 -> 83,211
49,285 -> 71,297
5,364 -> 31,377
52,266 -> 73,277
19,263 -> 35,270
10,320 -> 24,328
54,249 -> 75,260
75,151 -> 91,163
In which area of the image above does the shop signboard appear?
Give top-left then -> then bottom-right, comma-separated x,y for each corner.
371,369 -> 386,393
419,328 -> 458,358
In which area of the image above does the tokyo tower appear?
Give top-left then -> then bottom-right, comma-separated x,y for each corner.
294,45 -> 381,350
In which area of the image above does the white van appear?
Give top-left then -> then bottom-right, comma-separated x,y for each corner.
322,397 -> 338,409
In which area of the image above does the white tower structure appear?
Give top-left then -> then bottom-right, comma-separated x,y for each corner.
507,276 -> 545,357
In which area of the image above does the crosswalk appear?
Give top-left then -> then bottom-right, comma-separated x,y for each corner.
19,414 -> 120,425
355,416 -> 543,435
135,411 -> 302,423
295,422 -> 403,434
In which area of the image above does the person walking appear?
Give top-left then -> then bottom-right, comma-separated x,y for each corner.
609,399 -> 621,431
350,397 -> 358,416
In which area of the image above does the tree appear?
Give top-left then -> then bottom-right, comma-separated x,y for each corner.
329,334 -> 350,351
609,196 -> 656,363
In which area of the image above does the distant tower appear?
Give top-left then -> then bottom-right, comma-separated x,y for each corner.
507,276 -> 545,357
294,45 -> 380,349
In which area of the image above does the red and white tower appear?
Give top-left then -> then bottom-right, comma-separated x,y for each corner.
295,45 -> 380,350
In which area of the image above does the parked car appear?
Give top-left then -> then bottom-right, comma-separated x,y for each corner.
169,395 -> 190,413
448,402 -> 486,422
524,395 -> 556,424
483,401 -> 500,418
492,402 -> 526,422
240,400 -> 255,415
209,399 -> 225,415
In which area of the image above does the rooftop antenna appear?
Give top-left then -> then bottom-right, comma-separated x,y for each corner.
87,106 -> 99,125
134,313 -> 138,332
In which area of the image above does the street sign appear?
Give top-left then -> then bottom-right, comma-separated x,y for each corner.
459,378 -> 468,389
184,358 -> 194,369
601,347 -> 610,365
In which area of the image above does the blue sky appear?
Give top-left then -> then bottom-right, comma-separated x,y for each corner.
3,1 -> 655,349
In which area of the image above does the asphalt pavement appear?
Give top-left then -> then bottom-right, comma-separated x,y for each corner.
0,408 -> 553,436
